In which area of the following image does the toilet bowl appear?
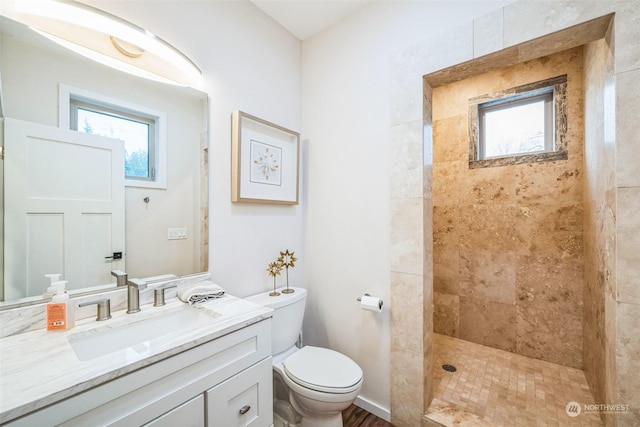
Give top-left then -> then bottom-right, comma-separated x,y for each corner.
246,287 -> 363,427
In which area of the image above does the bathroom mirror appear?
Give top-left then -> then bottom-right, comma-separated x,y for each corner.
0,16 -> 209,307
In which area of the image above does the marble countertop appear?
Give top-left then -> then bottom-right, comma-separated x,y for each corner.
0,295 -> 272,424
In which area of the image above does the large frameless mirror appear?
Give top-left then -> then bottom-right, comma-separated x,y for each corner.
0,11 -> 209,308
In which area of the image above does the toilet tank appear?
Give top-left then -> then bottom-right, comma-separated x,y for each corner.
246,287 -> 306,354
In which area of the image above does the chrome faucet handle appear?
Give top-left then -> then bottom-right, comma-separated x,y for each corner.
126,279 -> 148,314
153,283 -> 178,307
111,270 -> 128,287
128,278 -> 148,290
79,298 -> 112,321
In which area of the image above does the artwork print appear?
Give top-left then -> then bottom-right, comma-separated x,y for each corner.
250,139 -> 282,186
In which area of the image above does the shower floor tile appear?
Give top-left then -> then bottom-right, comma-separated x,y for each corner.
430,333 -> 603,426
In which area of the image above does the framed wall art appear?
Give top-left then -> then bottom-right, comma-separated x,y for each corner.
231,111 -> 300,204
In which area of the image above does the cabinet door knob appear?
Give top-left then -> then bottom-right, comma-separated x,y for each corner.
239,405 -> 251,415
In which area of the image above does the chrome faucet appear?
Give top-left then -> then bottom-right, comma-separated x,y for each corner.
111,270 -> 128,287
79,298 -> 112,321
153,283 -> 178,307
126,278 -> 147,314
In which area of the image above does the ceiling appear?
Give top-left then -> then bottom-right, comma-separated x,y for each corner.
250,0 -> 372,40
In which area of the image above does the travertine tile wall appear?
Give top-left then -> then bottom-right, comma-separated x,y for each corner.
583,23 -> 616,425
432,47 -> 585,369
390,2 -> 640,426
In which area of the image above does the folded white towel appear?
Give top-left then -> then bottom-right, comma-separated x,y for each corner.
177,281 -> 225,305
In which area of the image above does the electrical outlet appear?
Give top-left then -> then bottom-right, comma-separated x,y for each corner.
167,227 -> 188,240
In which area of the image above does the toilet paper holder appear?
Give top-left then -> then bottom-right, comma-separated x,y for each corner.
357,293 -> 384,310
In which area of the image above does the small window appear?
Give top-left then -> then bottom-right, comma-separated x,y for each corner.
479,89 -> 553,159
469,75 -> 568,168
70,99 -> 157,182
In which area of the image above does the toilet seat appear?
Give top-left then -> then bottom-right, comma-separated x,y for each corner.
283,346 -> 363,394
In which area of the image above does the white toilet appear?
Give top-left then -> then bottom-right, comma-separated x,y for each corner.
246,287 -> 363,427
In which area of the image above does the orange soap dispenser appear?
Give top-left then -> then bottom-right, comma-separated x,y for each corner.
46,281 -> 75,331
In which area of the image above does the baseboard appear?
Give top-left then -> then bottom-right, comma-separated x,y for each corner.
354,395 -> 391,422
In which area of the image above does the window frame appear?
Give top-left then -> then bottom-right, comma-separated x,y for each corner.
70,99 -> 157,182
468,75 -> 568,169
58,84 -> 167,189
478,89 -> 554,159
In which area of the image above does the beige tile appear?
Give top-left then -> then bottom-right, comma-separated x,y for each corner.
464,165 -> 516,206
433,246 -> 459,295
419,22 -> 474,77
434,292 -> 459,337
615,301 -> 640,363
503,1 -> 615,49
423,341 -> 434,408
426,46 -> 520,89
614,4 -> 640,75
616,303 -> 640,424
604,292 -> 617,414
433,160 -> 465,206
514,158 -> 584,205
424,197 -> 434,281
458,296 -> 516,352
512,46 -> 584,89
424,81 -> 434,126
616,70 -> 640,188
583,38 -> 610,203
433,115 -> 468,163
391,272 -> 424,352
474,8 -> 504,58
390,36 -> 437,125
432,79 -> 482,124
459,250 -> 515,305
515,202 -> 583,257
391,198 -> 424,275
390,120 -> 425,199
515,306 -> 582,369
433,205 -> 460,250
432,331 -> 601,427
616,186 -> 640,304
459,204 -> 517,252
390,70 -> 424,127
515,254 -> 583,316
582,225 -> 607,407
391,346 -> 425,427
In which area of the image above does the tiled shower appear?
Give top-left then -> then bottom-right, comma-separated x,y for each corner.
432,47 -> 586,368
429,46 -> 601,426
389,4 -> 639,426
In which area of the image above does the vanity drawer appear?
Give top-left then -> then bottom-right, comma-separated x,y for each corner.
144,395 -> 205,427
206,357 -> 273,427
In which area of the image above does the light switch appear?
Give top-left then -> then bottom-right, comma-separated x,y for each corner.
167,227 -> 188,240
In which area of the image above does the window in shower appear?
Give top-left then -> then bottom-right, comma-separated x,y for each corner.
468,75 -> 568,168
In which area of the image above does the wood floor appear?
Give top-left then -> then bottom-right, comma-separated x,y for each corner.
342,405 -> 393,427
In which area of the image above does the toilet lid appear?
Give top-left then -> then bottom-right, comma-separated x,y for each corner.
283,346 -> 363,394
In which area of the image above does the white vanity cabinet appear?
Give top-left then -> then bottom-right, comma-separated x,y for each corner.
5,319 -> 273,427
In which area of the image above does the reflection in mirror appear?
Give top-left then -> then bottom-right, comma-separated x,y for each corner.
0,16 -> 209,307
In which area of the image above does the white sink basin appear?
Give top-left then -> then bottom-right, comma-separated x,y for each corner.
68,306 -> 216,361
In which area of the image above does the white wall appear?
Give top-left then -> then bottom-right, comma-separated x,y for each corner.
301,0 -> 514,414
83,0 -> 304,297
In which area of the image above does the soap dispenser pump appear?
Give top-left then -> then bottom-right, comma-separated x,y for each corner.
43,274 -> 62,298
46,281 -> 75,330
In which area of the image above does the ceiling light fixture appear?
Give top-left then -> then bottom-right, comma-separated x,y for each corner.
7,0 -> 202,87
